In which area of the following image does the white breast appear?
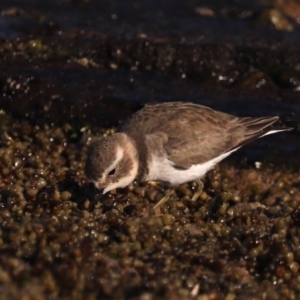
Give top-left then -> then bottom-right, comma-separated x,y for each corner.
144,148 -> 238,185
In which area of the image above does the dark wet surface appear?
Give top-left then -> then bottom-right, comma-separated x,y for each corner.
1,0 -> 300,126
1,0 -> 300,299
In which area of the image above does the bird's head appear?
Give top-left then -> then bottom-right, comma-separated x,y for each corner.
85,133 -> 138,194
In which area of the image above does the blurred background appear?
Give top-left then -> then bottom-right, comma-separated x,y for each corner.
1,0 -> 300,126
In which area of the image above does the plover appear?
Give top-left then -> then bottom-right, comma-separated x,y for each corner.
85,102 -> 293,204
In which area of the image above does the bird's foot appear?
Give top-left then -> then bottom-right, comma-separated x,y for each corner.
191,180 -> 204,201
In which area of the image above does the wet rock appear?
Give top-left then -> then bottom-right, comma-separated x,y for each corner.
194,7 -> 216,18
258,8 -> 294,31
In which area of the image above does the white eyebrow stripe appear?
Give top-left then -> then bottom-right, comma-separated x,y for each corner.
103,146 -> 124,177
101,134 -> 139,194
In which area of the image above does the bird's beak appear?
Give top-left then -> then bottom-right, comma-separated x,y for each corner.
94,181 -> 116,195
93,181 -> 105,194
102,187 -> 109,194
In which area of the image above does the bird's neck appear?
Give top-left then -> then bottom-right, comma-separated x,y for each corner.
121,132 -> 149,181
117,133 -> 140,180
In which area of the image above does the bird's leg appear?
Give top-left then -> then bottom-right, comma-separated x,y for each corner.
153,189 -> 172,210
190,179 -> 204,201
147,181 -> 173,210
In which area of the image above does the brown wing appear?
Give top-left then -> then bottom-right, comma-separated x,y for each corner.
121,102 -> 281,169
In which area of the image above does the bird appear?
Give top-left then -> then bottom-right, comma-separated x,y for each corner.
85,102 -> 293,205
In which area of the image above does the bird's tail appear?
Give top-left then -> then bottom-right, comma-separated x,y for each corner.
275,113 -> 299,132
231,113 -> 296,151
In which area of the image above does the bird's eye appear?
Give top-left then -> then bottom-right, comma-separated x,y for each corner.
107,168 -> 116,176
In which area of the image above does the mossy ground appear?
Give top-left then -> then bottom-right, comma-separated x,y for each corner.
0,120 -> 299,300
